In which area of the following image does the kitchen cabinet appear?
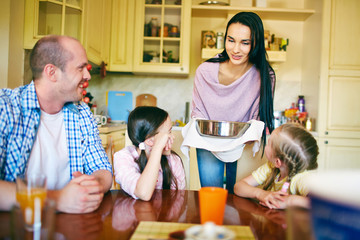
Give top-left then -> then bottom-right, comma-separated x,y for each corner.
23,0 -> 84,49
317,0 -> 360,169
132,0 -> 191,75
99,124 -> 127,190
83,0 -> 111,66
107,0 -> 135,71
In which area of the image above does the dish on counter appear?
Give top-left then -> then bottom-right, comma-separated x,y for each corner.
199,1 -> 229,6
196,119 -> 250,138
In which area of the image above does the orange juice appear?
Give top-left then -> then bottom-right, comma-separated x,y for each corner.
16,188 -> 47,225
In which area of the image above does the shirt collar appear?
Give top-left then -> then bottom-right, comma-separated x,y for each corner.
21,81 -> 80,114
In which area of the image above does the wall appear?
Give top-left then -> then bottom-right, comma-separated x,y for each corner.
0,0 -> 25,89
0,0 -> 10,89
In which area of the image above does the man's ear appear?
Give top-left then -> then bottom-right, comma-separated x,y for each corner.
144,137 -> 154,147
43,64 -> 57,82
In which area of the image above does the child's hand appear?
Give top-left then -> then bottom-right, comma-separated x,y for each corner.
152,132 -> 174,155
258,191 -> 288,209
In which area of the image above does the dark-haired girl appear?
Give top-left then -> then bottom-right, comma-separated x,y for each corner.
191,12 -> 275,193
114,106 -> 185,201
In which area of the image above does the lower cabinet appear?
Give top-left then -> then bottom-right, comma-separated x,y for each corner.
318,138 -> 360,170
99,126 -> 126,190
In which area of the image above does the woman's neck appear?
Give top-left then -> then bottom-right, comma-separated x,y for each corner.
218,60 -> 253,86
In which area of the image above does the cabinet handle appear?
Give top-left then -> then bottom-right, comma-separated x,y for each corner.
325,131 -> 328,135
180,67 -> 184,71
324,140 -> 328,144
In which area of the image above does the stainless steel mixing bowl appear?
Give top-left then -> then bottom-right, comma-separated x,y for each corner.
196,119 -> 250,138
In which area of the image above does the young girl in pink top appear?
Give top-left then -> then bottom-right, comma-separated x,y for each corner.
114,106 -> 186,201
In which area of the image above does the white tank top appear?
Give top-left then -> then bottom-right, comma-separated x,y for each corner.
27,110 -> 70,190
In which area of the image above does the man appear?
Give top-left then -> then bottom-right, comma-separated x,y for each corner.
0,35 -> 112,213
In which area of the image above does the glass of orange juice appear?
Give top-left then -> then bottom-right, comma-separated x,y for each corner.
16,173 -> 47,231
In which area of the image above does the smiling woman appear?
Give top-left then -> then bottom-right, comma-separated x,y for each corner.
191,11 -> 275,194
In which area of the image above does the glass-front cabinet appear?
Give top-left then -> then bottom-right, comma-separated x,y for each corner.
133,0 -> 191,75
24,0 -> 84,49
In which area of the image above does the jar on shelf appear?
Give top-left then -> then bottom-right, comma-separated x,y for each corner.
150,17 -> 158,37
163,25 -> 169,37
216,32 -> 224,49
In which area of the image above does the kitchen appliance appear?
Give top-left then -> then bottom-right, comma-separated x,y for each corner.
106,91 -> 133,123
196,119 -> 250,138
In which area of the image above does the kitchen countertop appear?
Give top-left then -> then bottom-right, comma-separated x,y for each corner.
98,123 -> 127,134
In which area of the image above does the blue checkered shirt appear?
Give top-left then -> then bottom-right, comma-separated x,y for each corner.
0,81 -> 112,182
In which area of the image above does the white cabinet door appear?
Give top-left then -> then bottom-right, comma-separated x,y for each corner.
318,0 -> 360,138
318,137 -> 360,170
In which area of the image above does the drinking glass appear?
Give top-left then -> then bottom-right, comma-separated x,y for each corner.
199,187 -> 228,225
16,174 -> 47,231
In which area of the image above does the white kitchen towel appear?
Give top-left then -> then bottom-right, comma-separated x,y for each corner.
180,118 -> 264,162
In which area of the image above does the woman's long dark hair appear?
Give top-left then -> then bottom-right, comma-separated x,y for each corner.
207,11 -> 275,147
127,106 -> 178,189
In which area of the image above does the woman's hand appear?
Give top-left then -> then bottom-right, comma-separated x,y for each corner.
258,190 -> 288,209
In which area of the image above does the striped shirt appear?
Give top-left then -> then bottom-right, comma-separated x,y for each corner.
0,81 -> 112,182
114,145 -> 186,199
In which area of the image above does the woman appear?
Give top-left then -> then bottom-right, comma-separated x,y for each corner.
191,12 -> 275,193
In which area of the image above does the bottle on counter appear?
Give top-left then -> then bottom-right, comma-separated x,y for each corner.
216,32 -> 224,49
298,95 -> 305,113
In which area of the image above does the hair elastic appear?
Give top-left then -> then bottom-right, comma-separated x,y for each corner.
138,142 -> 146,150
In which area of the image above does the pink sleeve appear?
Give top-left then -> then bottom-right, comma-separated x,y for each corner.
113,148 -> 141,199
191,66 -> 208,119
168,154 -> 186,190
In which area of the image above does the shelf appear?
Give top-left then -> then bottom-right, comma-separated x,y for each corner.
192,5 -> 315,21
201,48 -> 286,62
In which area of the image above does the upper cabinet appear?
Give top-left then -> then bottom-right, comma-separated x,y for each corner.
132,0 -> 191,75
107,0 -> 135,72
24,0 -> 84,49
83,0 -> 111,66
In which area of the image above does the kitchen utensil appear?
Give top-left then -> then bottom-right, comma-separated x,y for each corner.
136,94 -> 157,107
196,119 -> 250,138
107,91 -> 133,123
199,1 -> 229,6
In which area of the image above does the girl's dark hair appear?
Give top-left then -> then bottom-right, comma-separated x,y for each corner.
263,123 -> 319,191
207,11 -> 275,148
127,106 -> 178,189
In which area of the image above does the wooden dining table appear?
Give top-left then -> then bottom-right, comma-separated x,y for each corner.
0,189 -> 314,240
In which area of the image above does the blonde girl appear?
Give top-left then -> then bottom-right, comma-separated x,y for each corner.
114,106 -> 185,201
234,123 -> 319,209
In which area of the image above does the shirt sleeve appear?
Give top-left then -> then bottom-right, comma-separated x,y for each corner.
168,154 -> 186,190
289,171 -> 313,196
251,162 -> 273,186
113,147 -> 141,199
79,103 -> 113,175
